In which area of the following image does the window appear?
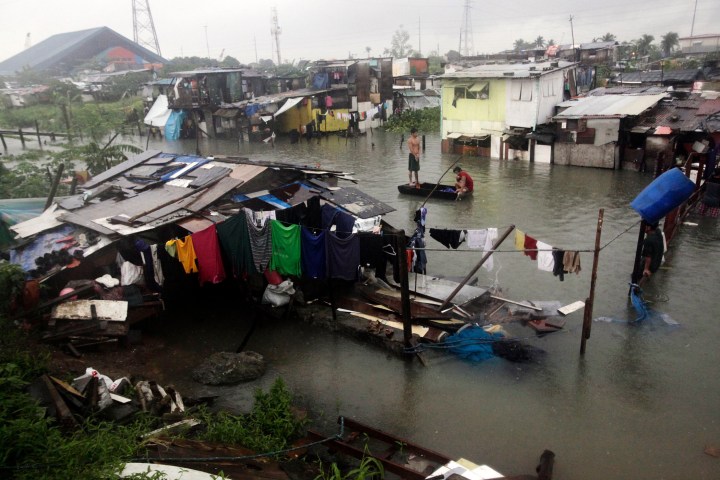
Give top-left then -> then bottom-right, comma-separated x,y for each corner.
468,82 -> 489,99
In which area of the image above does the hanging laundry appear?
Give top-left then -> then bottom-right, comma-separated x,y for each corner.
409,234 -> 427,274
301,227 -> 326,279
563,251 -> 581,274
483,228 -> 498,271
524,234 -> 538,261
514,229 -> 526,251
216,213 -> 256,277
467,229 -> 487,249
135,239 -> 161,291
174,236 -> 199,274
334,210 -> 356,239
358,232 -> 387,280
120,260 -> 144,286
149,244 -> 165,287
321,204 -> 338,230
429,228 -> 465,249
326,232 -> 360,281
165,239 -> 178,258
552,249 -> 565,281
245,209 -> 273,273
270,220 -> 301,276
192,224 -> 226,285
304,196 -> 322,230
536,241 -> 555,272
325,96 -> 333,108
275,203 -> 307,226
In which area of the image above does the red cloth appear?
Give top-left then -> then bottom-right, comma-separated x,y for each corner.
457,171 -> 474,192
524,234 -> 538,260
191,225 -> 226,285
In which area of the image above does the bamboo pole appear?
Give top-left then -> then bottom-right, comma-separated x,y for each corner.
44,163 -> 65,210
18,128 -> 25,148
0,133 -> 6,150
35,120 -> 42,148
421,155 -> 463,208
439,224 -> 516,311
580,208 -> 604,355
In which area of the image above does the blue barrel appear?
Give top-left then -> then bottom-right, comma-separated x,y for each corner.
630,168 -> 695,224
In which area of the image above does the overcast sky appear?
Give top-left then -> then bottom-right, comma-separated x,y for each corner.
0,0 -> 717,65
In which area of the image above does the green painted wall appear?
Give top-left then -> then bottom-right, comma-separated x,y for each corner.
442,79 -> 506,122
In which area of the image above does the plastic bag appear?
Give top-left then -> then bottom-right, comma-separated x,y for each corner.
261,279 -> 295,307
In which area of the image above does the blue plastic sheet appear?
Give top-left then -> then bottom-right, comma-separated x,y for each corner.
444,325 -> 505,362
164,110 -> 187,140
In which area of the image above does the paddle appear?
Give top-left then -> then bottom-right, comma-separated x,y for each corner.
420,154 -> 464,208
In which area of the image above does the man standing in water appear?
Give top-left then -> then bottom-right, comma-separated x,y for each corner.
407,128 -> 421,187
639,221 -> 664,285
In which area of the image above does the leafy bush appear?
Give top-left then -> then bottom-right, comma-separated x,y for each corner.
383,107 -> 440,133
200,378 -> 306,454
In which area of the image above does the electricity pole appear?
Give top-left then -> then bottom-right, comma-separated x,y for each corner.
569,15 -> 577,61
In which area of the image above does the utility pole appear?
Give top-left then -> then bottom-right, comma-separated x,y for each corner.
460,0 -> 474,57
203,25 -> 210,58
254,35 -> 258,63
690,0 -> 698,36
271,7 -> 282,65
132,0 -> 162,56
569,15 -> 576,61
418,16 -> 421,56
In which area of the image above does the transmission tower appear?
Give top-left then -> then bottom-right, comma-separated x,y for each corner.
460,0 -> 474,57
132,0 -> 162,56
271,7 -> 282,65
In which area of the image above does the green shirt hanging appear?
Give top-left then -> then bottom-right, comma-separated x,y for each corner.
270,220 -> 302,276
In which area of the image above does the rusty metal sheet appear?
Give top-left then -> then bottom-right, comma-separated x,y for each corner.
177,217 -> 216,233
184,176 -> 244,211
268,183 -> 318,206
57,212 -> 117,236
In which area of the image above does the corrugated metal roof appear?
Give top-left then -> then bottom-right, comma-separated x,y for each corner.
697,99 -> 720,116
579,41 -> 618,50
441,60 -> 575,79
554,94 -> 667,119
611,69 -> 701,84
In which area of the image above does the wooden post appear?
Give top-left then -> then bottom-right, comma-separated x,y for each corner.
400,134 -> 404,148
18,128 -> 25,148
60,104 -> 72,141
580,208 -> 604,355
499,140 -> 504,160
0,133 -> 6,150
529,138 -> 536,162
44,163 -> 65,210
35,120 -> 42,148
439,225 -> 516,311
422,135 -> 426,150
397,229 -> 412,347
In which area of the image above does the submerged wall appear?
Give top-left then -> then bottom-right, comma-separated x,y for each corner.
554,143 -> 616,168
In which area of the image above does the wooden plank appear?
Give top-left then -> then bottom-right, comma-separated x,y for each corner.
558,300 -> 585,316
490,295 -> 543,311
52,300 -> 128,321
83,150 -> 161,189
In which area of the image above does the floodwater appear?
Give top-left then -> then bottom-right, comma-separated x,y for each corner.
9,131 -> 720,479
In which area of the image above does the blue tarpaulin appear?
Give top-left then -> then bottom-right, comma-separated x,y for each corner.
164,110 -> 187,140
444,325 -> 505,362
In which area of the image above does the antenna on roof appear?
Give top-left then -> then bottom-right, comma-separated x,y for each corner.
132,0 -> 162,56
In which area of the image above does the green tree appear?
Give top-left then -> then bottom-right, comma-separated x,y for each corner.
446,50 -> 462,62
534,36 -> 546,48
220,55 -> 241,67
634,34 -> 655,57
660,32 -> 679,57
365,46 -> 372,58
161,56 -> 218,74
383,26 -> 414,58
513,38 -> 526,52
601,33 -> 617,42
547,39 -> 556,47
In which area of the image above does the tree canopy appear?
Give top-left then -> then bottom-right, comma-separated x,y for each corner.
384,26 -> 414,58
660,32 -> 679,57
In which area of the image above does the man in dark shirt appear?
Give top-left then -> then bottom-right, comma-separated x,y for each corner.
640,222 -> 664,282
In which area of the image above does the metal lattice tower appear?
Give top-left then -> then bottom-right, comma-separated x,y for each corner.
132,0 -> 162,56
460,0 -> 474,57
271,7 -> 282,65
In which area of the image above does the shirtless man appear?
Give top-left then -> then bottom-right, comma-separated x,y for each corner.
407,128 -> 421,186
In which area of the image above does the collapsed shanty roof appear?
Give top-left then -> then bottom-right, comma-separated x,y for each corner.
554,93 -> 667,119
8,151 -> 394,277
609,69 -> 703,85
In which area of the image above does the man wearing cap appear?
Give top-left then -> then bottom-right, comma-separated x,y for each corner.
453,166 -> 474,198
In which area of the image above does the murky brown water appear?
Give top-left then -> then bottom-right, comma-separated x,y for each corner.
7,130 -> 719,479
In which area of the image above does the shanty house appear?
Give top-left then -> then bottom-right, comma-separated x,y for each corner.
552,91 -> 667,168
0,27 -> 165,77
440,60 -> 576,161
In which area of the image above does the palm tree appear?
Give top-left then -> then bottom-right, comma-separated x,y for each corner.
513,38 -> 526,52
660,32 -> 679,57
601,33 -> 616,42
534,36 -> 546,48
365,46 -> 372,58
547,39 -> 556,46
634,34 -> 655,57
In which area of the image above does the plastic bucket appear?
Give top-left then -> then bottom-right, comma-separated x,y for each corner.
630,168 -> 695,223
